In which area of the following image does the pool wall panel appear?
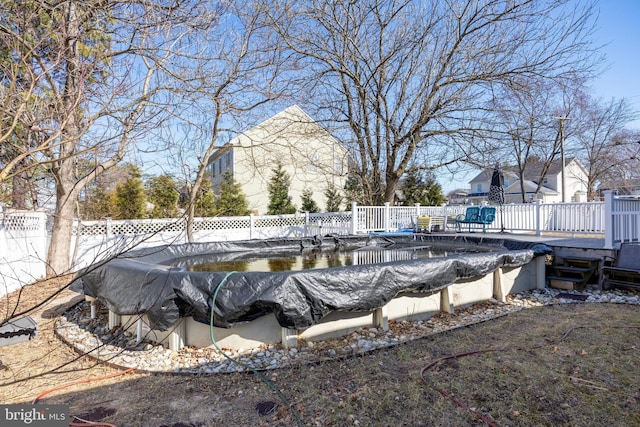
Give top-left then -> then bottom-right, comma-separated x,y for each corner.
118,260 -> 544,351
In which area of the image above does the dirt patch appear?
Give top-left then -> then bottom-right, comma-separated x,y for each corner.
1,281 -> 640,426
74,406 -> 117,422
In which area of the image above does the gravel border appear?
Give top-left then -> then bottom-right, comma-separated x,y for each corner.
55,287 -> 640,374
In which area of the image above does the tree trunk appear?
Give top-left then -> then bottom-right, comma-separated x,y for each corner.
11,159 -> 29,210
47,161 -> 78,276
186,196 -> 195,243
46,1 -> 81,277
384,174 -> 400,204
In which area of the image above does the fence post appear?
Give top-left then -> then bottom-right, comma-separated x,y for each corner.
604,190 -> 614,249
35,212 -> 47,270
384,202 -> 390,232
304,211 -> 310,236
351,202 -> 357,234
249,214 -> 255,240
105,217 -> 113,239
535,200 -> 542,236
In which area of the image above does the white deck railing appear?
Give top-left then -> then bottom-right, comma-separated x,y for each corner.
352,201 -> 608,236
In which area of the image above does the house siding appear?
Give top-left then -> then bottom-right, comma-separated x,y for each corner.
210,106 -> 348,215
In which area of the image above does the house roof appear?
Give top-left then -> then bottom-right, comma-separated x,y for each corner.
598,177 -> 640,194
508,157 -> 587,182
469,168 -> 518,183
208,105 -> 345,163
504,180 -> 557,195
469,157 -> 585,184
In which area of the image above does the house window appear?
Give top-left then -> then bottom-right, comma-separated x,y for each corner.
334,157 -> 343,175
476,183 -> 482,193
308,154 -> 319,173
504,179 -> 509,187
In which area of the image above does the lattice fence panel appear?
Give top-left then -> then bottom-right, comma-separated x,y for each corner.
76,223 -> 107,236
110,219 -> 186,235
254,215 -> 306,228
2,214 -> 45,232
193,217 -> 251,232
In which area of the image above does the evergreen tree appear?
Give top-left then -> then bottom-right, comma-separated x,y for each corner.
424,175 -> 447,206
146,174 -> 179,218
325,182 -> 343,212
194,177 -> 217,217
402,168 -> 423,205
267,162 -> 296,214
114,164 -> 147,219
83,181 -> 117,220
299,187 -> 319,213
78,162 -> 130,220
402,168 -> 446,206
343,172 -> 366,207
215,171 -> 250,216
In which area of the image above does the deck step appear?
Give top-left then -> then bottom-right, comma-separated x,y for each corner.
548,276 -> 587,291
560,255 -> 600,261
553,265 -> 592,274
557,256 -> 600,269
548,254 -> 600,291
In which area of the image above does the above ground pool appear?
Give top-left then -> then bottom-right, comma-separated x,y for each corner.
179,241 -> 496,272
75,234 -> 551,332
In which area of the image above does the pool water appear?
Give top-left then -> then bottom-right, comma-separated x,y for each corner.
185,244 -> 493,272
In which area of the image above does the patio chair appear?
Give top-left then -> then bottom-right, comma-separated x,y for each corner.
455,206 -> 480,232
415,216 -> 432,233
599,242 -> 640,291
478,207 -> 496,233
455,206 -> 496,233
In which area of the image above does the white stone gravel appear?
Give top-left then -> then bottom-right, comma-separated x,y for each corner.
55,286 -> 640,374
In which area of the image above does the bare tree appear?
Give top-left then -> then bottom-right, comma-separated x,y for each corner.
1,1 -> 232,274
488,77 -> 575,202
265,0 -> 601,205
158,1 -> 287,242
572,94 -> 638,199
0,3 -> 59,209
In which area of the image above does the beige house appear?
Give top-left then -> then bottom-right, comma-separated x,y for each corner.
208,105 -> 349,215
467,158 -> 588,204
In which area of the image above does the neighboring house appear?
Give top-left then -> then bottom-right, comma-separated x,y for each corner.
207,105 -> 349,215
598,178 -> 640,198
447,190 -> 470,205
467,158 -> 588,204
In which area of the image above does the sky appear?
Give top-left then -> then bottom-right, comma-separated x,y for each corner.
590,0 -> 640,122
441,0 -> 640,193
129,1 -> 640,195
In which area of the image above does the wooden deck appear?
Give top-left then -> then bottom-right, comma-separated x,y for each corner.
447,231 -> 613,260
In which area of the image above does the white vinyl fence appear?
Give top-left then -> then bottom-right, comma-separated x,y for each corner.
1,191 -> 639,296
0,212 -> 48,296
71,211 -> 353,271
605,192 -> 640,249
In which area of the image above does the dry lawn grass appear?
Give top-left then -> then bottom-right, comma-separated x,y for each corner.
1,279 -> 639,427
